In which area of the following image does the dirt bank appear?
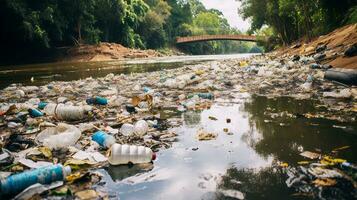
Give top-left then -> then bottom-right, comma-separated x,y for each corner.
59,42 -> 163,62
277,24 -> 357,69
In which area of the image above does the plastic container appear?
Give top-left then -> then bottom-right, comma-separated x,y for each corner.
92,131 -> 115,148
134,120 -> 149,136
86,96 -> 108,105
44,103 -> 91,121
108,143 -> 156,165
120,123 -> 135,136
37,123 -> 82,149
187,93 -> 214,100
324,70 -> 357,85
0,164 -> 71,195
28,108 -> 43,118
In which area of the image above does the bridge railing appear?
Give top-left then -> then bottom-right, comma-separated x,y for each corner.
176,34 -> 258,43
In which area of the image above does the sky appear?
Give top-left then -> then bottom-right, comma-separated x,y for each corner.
199,0 -> 251,32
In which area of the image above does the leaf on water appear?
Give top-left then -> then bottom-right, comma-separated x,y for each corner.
131,96 -> 141,106
208,116 -> 218,120
312,178 -> 336,186
297,161 -> 310,165
39,146 -> 52,158
332,146 -> 350,151
196,129 -> 217,141
66,172 -> 89,183
64,159 -> 96,170
300,151 -> 320,159
280,162 -> 289,167
320,156 -> 346,166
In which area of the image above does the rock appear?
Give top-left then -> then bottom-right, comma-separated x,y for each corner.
310,63 -> 321,69
315,44 -> 327,53
314,53 -> 326,61
292,55 -> 300,61
344,43 -> 357,57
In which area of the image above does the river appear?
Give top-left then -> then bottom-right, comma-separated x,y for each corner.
1,54 -> 356,199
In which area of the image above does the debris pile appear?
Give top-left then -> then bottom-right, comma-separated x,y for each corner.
1,41 -> 356,198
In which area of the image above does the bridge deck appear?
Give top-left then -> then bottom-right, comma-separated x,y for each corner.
176,34 -> 257,44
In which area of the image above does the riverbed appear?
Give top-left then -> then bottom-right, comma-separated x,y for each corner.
0,54 -> 356,200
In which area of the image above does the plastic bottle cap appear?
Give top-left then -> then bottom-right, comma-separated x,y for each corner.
63,166 -> 72,177
152,153 -> 157,161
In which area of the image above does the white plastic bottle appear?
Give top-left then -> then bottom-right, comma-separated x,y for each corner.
108,143 -> 156,165
44,103 -> 91,121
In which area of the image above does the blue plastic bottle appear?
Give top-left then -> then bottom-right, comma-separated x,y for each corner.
0,164 -> 71,195
38,102 -> 48,110
28,108 -> 44,118
86,96 -> 108,105
92,131 -> 116,148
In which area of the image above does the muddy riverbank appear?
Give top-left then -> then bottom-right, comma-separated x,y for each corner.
0,53 -> 356,199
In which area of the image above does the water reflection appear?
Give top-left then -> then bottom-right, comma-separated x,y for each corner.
0,53 -> 255,89
217,167 -> 293,200
98,95 -> 357,200
243,95 -> 357,164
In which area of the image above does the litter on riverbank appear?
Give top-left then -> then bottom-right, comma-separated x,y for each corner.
0,50 -> 356,199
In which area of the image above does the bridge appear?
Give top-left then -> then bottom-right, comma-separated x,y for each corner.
176,34 -> 258,44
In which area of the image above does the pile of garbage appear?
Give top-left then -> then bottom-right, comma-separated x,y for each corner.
0,78 -> 181,198
285,151 -> 357,199
0,47 -> 356,198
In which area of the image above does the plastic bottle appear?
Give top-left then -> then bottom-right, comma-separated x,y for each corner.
108,143 -> 156,165
0,164 -> 71,195
187,93 -> 214,100
38,102 -> 48,110
134,120 -> 149,135
44,103 -> 91,121
86,96 -> 108,105
92,131 -> 115,148
28,108 -> 43,118
119,123 -> 135,136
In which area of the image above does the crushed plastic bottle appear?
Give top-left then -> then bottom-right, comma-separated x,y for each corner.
134,120 -> 149,135
36,123 -> 81,149
120,123 -> 135,136
0,164 -> 71,195
92,131 -> 116,148
44,103 -> 91,121
108,143 -> 156,165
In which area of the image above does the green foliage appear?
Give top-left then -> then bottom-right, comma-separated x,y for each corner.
0,0 -> 264,58
239,0 -> 357,45
345,6 -> 357,24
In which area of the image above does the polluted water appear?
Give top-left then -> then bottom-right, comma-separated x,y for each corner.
0,54 -> 356,200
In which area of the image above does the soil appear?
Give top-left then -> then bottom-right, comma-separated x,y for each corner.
277,24 -> 357,69
59,42 -> 163,62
